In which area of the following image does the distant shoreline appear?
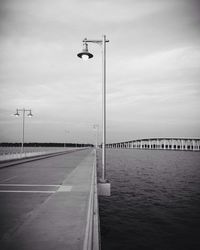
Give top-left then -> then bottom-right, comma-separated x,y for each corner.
0,142 -> 93,148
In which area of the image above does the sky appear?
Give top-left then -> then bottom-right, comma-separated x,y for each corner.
0,0 -> 200,144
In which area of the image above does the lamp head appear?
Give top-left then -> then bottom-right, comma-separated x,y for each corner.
77,41 -> 93,60
27,111 -> 33,117
14,110 -> 20,117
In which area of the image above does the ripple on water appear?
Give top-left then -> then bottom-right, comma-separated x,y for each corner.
98,149 -> 200,250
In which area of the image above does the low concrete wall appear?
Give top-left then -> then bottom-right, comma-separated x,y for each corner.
0,148 -> 90,169
83,149 -> 100,250
0,148 -> 85,162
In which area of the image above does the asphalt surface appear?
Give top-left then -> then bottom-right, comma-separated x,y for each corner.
0,148 -> 93,250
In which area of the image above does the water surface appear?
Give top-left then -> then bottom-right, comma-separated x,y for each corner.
98,149 -> 200,250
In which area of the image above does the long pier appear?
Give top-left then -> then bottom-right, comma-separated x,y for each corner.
0,148 -> 100,250
106,138 -> 200,151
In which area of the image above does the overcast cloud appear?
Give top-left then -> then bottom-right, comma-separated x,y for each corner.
0,0 -> 200,144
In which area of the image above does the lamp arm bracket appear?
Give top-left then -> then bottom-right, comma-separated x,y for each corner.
83,38 -> 109,44
17,109 -> 31,112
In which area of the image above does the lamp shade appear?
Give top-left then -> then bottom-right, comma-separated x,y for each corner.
14,111 -> 20,117
27,112 -> 33,117
77,42 -> 93,60
77,51 -> 93,60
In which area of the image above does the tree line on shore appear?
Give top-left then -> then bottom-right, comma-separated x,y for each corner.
0,142 -> 94,148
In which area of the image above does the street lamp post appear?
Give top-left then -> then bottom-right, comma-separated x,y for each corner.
64,130 -> 70,148
93,124 -> 99,149
77,35 -> 111,195
14,108 -> 33,154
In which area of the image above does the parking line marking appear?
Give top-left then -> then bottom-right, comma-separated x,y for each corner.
57,185 -> 72,192
0,185 -> 72,193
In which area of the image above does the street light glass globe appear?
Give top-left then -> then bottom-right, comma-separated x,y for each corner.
82,54 -> 89,61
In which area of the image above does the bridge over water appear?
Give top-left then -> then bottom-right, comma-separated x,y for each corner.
106,138 -> 200,151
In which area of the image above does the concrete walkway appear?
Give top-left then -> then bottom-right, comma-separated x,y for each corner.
0,149 -> 97,250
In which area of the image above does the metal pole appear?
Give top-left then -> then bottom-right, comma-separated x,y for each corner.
64,131 -> 66,148
96,125 -> 98,149
21,108 -> 25,154
78,36 -> 109,182
94,124 -> 99,149
102,35 -> 106,181
65,130 -> 69,148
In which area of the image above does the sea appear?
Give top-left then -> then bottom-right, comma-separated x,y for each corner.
98,149 -> 200,250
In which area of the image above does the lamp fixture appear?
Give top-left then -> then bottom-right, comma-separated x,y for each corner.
77,40 -> 93,60
27,111 -> 33,117
14,108 -> 33,154
14,110 -> 20,117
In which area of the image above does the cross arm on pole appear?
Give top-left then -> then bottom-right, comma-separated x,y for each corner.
82,38 -> 109,44
17,108 -> 32,112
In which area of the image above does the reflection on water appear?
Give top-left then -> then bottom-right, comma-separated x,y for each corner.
98,149 -> 200,250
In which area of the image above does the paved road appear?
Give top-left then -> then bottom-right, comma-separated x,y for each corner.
0,148 -> 94,250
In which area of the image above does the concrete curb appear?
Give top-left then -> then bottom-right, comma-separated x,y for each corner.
0,148 -> 89,169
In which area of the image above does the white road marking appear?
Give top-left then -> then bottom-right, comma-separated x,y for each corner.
0,184 -> 72,193
57,185 -> 72,192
